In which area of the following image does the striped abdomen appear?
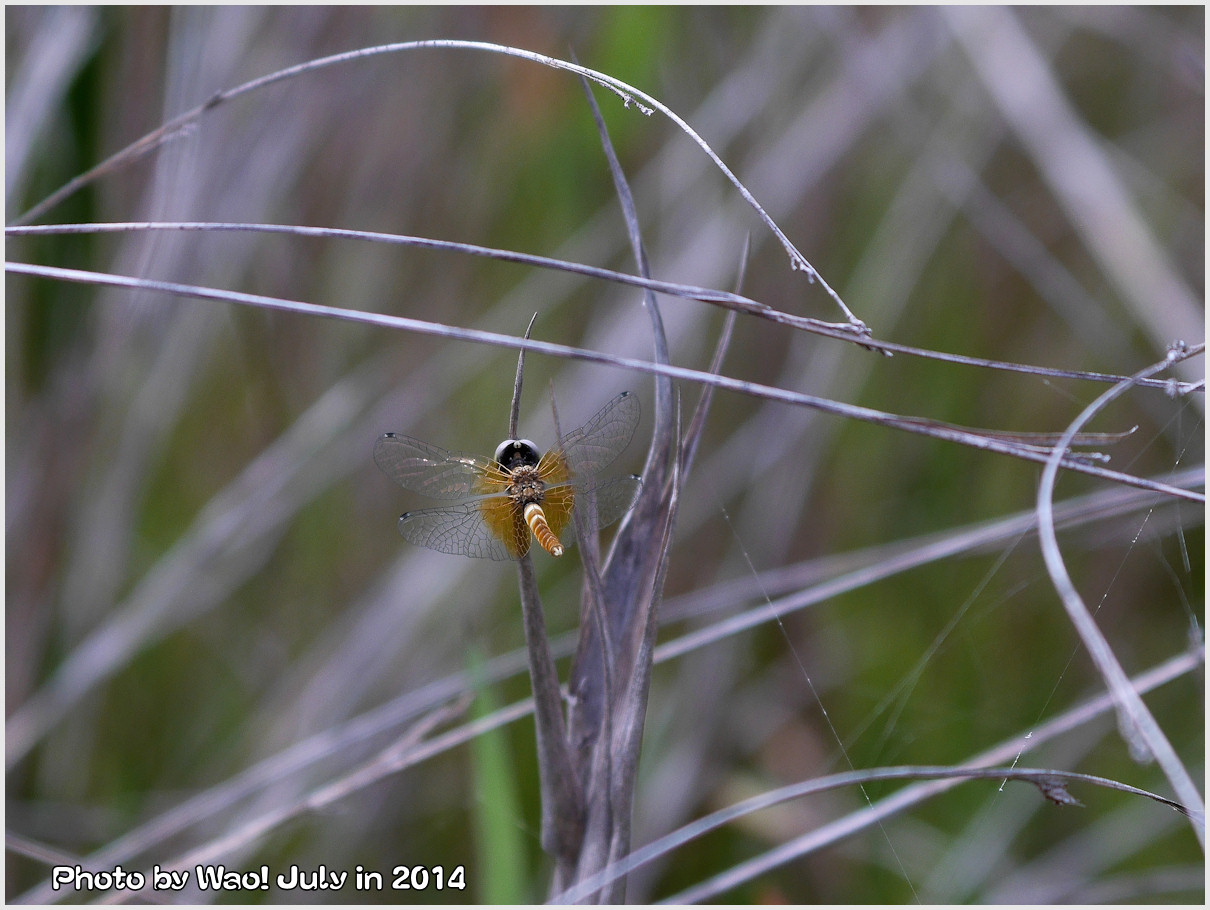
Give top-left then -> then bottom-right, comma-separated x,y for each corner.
523,503 -> 564,557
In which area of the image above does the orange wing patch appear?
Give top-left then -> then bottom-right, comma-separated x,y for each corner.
474,463 -> 529,559
537,449 -> 574,540
479,495 -> 530,559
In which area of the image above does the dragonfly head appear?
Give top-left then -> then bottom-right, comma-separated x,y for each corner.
494,438 -> 540,471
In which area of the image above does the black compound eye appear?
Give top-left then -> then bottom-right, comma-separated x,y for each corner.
494,438 -> 540,470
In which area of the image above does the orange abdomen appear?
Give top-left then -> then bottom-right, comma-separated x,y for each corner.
523,503 -> 564,557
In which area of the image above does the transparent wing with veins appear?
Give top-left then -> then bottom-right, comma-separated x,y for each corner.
549,390 -> 641,480
373,434 -> 503,500
394,500 -> 525,561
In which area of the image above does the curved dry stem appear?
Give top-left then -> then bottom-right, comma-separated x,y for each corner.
1035,343 -> 1205,848
10,38 -> 864,329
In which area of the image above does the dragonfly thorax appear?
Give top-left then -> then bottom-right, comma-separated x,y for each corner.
506,464 -> 546,504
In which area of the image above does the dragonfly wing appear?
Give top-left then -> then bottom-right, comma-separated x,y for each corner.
397,499 -> 526,561
579,474 -> 643,529
374,433 -> 505,499
477,494 -> 530,560
540,480 -> 575,541
541,473 -> 642,547
555,391 -> 640,479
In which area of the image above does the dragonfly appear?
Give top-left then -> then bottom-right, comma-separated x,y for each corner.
374,391 -> 642,561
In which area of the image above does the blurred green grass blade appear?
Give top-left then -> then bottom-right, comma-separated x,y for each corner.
467,647 -> 530,904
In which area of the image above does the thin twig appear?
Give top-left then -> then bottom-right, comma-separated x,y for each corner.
661,649 -> 1203,904
511,317 -> 586,863
682,239 -> 745,477
555,760 -> 1197,904
508,313 -> 539,438
10,221 -> 1197,394
516,554 -> 584,864
8,262 -> 1203,504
